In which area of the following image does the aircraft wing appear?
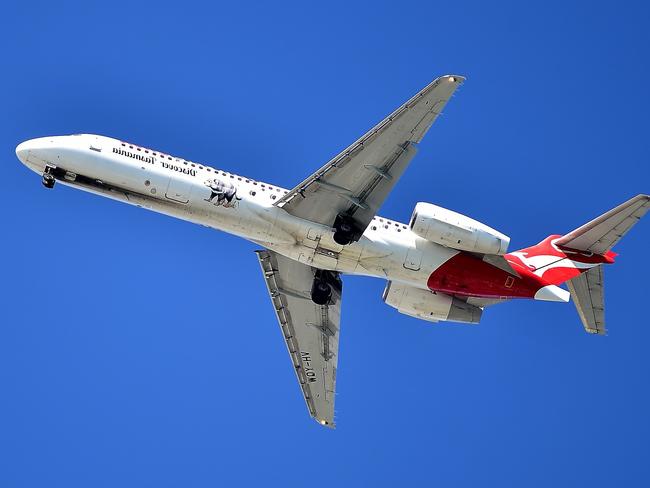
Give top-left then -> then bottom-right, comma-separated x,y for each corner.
256,250 -> 341,428
275,75 -> 464,236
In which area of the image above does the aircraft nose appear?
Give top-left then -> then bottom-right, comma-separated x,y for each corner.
15,137 -> 59,166
15,139 -> 34,165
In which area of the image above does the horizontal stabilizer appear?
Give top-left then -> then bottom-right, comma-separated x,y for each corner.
566,267 -> 605,335
556,194 -> 650,254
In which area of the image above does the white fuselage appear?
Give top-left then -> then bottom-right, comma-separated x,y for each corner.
16,134 -> 459,291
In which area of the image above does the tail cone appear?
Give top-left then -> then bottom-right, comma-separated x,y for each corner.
534,285 -> 570,302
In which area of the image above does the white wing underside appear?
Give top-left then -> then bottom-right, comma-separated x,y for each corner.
275,75 -> 465,231
256,250 -> 341,428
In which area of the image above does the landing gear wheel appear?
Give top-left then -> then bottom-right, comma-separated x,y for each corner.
310,269 -> 342,306
42,173 -> 55,189
333,215 -> 360,245
311,280 -> 332,305
333,231 -> 352,246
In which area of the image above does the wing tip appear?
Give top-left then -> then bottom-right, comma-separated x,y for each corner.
585,327 -> 607,336
442,74 -> 467,84
314,417 -> 336,429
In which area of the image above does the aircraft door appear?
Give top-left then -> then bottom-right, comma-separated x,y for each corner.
165,174 -> 193,204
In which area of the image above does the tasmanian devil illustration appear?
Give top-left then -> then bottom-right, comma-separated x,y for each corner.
205,178 -> 238,206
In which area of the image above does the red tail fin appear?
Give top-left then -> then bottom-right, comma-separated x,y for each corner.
508,195 -> 648,286
507,236 -> 614,286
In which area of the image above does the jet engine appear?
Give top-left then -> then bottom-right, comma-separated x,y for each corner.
409,202 -> 510,255
382,282 -> 482,324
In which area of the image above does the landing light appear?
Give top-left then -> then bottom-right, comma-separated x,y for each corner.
449,76 -> 456,83
320,420 -> 327,425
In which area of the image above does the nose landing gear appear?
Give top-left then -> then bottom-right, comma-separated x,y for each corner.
42,174 -> 55,188
42,166 -> 56,189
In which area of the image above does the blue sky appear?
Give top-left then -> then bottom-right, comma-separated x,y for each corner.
2,1 -> 649,486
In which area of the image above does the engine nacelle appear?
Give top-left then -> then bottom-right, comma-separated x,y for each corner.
409,202 -> 510,255
382,282 -> 482,324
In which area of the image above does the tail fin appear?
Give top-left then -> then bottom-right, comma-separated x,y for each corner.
560,195 -> 649,335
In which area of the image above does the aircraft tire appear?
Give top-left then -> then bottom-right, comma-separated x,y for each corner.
311,280 -> 332,305
42,174 -> 55,189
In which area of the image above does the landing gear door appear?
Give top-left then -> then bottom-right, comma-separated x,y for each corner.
404,247 -> 422,271
165,175 -> 193,204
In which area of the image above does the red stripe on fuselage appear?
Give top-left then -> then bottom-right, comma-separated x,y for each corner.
427,252 -> 542,299
427,235 -> 615,299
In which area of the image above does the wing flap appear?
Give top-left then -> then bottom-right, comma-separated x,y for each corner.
256,250 -> 341,428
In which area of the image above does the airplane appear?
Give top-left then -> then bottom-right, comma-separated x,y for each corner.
15,74 -> 649,428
